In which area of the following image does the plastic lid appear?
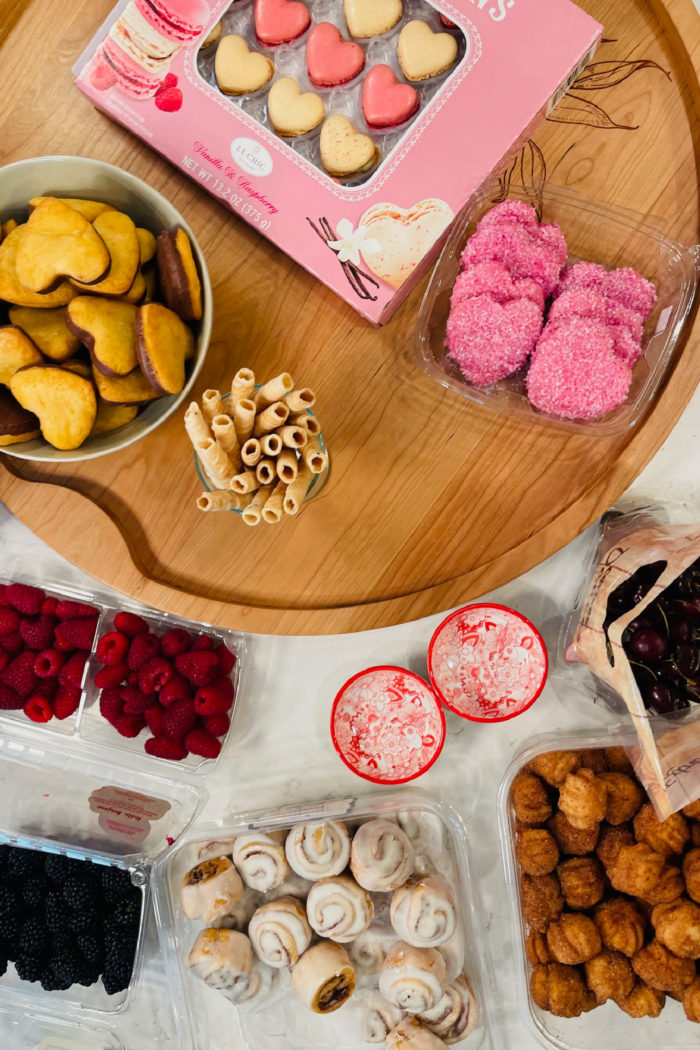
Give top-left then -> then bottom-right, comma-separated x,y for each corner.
427,603 -> 548,722
330,665 -> 446,784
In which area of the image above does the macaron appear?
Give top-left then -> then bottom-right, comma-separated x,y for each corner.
134,0 -> 210,44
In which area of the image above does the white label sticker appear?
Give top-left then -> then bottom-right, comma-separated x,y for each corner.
231,138 -> 273,177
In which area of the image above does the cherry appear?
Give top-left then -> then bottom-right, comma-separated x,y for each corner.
627,627 -> 667,663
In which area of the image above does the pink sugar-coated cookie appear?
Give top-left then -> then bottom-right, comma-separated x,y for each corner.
307,22 -> 365,87
608,324 -> 644,367
361,64 -> 419,128
446,294 -> 542,386
451,261 -> 544,311
461,225 -> 562,298
554,261 -> 608,297
603,267 -> 657,319
134,0 -> 209,44
536,223 -> 568,268
526,316 -> 632,419
255,0 -> 310,46
101,37 -> 163,97
477,199 -> 539,231
548,288 -> 644,343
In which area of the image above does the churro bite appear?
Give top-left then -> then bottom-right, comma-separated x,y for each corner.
558,768 -> 608,831
548,811 -> 599,856
584,949 -> 635,1005
528,751 -> 579,788
530,963 -> 594,1018
520,873 -> 563,933
632,938 -> 696,995
604,746 -> 635,775
596,824 -> 635,870
640,864 -> 685,906
683,848 -> 700,902
557,856 -> 605,910
576,749 -> 608,773
608,842 -> 666,898
593,898 -> 646,957
525,930 -> 552,966
598,772 -> 644,825
652,898 -> 700,958
683,976 -> 700,1023
633,803 -> 690,858
515,828 -> 559,876
617,981 -> 665,1018
510,771 -> 552,825
545,914 -> 601,966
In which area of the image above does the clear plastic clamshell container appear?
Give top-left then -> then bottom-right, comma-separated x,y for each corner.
0,1007 -> 124,1050
154,789 -> 499,1050
415,182 -> 699,436
0,720 -> 203,1020
498,727 -> 700,1050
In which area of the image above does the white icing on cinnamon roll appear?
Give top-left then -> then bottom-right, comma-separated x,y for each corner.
349,928 -> 396,976
232,832 -> 289,892
187,929 -> 262,1005
390,876 -> 457,948
306,875 -> 373,942
362,990 -> 406,1042
210,888 -> 260,932
417,974 -> 478,1043
197,837 -> 237,862
379,941 -> 447,1014
285,821 -> 351,880
386,1016 -> 451,1049
181,857 -> 243,923
397,811 -> 446,877
351,820 -> 414,892
248,896 -> 312,968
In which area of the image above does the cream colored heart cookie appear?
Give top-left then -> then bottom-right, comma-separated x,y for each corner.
268,77 -> 325,137
358,199 -> 454,289
215,34 -> 274,96
320,115 -> 380,178
344,0 -> 402,38
397,20 -> 458,81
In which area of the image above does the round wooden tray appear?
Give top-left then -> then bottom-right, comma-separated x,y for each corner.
1,0 -> 698,634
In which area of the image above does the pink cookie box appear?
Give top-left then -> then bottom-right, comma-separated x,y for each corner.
74,0 -> 602,324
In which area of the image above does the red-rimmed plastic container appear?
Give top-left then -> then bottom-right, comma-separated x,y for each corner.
330,665 -> 446,784
428,604 -> 548,722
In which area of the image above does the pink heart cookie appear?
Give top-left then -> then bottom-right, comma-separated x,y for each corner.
306,22 -> 365,87
554,261 -> 608,298
461,224 -> 563,297
603,267 -> 656,319
254,0 -> 310,46
478,200 -> 539,232
445,294 -> 542,386
361,64 -> 419,128
451,261 -> 544,311
548,288 -> 644,343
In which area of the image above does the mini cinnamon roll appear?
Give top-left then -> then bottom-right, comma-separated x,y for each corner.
390,876 -> 457,948
437,932 -> 465,983
285,821 -> 351,880
417,974 -> 478,1043
350,928 -> 396,976
210,888 -> 260,932
188,929 -> 264,1004
397,810 -> 446,877
291,941 -> 356,1013
362,990 -> 406,1042
181,857 -> 243,923
232,832 -> 289,892
248,896 -> 312,968
386,1017 -> 451,1049
351,820 -> 414,892
306,876 -> 373,942
379,941 -> 447,1014
197,837 -> 237,862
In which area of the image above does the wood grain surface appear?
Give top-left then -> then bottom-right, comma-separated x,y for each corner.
0,0 -> 698,634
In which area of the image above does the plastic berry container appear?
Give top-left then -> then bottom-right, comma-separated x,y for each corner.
153,789 -> 499,1050
415,181 -> 699,437
330,665 -> 446,784
427,604 -> 548,722
0,1007 -> 124,1049
498,728 -> 700,1050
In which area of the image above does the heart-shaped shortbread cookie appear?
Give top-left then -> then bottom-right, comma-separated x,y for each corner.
268,77 -> 325,136
361,64 -> 419,128
215,34 -> 275,95
320,115 -> 379,178
16,198 -> 110,293
359,199 -> 453,289
306,22 -> 365,87
344,0 -> 403,38
254,0 -> 310,46
397,20 -> 458,81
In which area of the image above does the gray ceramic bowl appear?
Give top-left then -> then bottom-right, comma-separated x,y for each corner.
0,155 -> 212,461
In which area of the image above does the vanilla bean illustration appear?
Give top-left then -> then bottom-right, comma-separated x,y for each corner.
307,217 -> 379,301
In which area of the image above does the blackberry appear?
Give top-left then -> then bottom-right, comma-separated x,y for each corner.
15,954 -> 43,983
102,956 -> 133,996
42,964 -> 74,991
75,958 -> 101,987
66,908 -> 99,934
19,916 -> 44,960
0,910 -> 19,942
44,890 -> 68,934
100,866 -> 133,902
44,853 -> 71,882
114,896 -> 141,928
0,951 -> 6,977
62,876 -> 97,912
22,875 -> 47,911
51,929 -> 75,959
77,931 -> 103,967
6,847 -> 38,880
0,885 -> 18,917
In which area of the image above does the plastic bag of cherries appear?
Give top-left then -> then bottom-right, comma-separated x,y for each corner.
564,502 -> 700,819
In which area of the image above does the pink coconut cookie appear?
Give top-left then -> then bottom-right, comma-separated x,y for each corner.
477,199 -> 539,231
446,294 -> 542,387
536,222 -> 568,267
548,288 -> 644,343
527,316 -> 632,419
451,261 -> 544,311
461,224 -> 563,298
603,267 -> 656,319
554,261 -> 608,297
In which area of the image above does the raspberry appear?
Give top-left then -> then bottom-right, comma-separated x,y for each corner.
155,86 -> 183,112
0,585 -> 9,607
190,634 -> 214,651
6,583 -> 45,616
138,657 -> 173,695
96,631 -> 129,665
203,712 -> 230,737
127,670 -> 140,686
185,728 -> 221,759
215,643 -> 236,675
145,735 -> 187,760
53,683 -> 81,720
114,611 -> 149,637
112,713 -> 145,738
175,650 -> 219,686
120,686 -> 152,715
34,649 -> 65,678
55,600 -> 98,620
159,72 -> 178,91
41,596 -> 58,615
159,674 -> 191,707
58,651 -> 88,688
127,633 -> 160,670
1,651 -> 38,699
0,683 -> 22,709
99,687 -> 124,724
94,663 -> 128,689
23,695 -> 53,722
144,706 -> 164,736
0,631 -> 23,656
194,683 -> 232,716
19,615 -> 56,651
160,628 -> 191,657
54,617 -> 97,651
162,698 -> 196,740
0,652 -> 8,673
0,609 -> 19,636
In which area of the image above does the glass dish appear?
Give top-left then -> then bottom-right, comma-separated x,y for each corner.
498,727 -> 700,1050
153,789 -> 499,1050
415,181 -> 699,437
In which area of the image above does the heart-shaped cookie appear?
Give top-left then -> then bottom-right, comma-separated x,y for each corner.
320,115 -> 379,178
361,64 -> 419,128
10,365 -> 97,450
268,77 -> 325,137
215,35 -> 274,95
0,228 -> 75,308
397,20 -> 458,81
358,199 -> 453,289
16,198 -> 110,293
306,22 -> 365,87
344,0 -> 402,38
446,295 -> 542,386
254,0 -> 310,46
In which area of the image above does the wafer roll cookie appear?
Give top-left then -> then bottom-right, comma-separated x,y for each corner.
256,458 -> 276,485
242,484 -> 274,527
230,470 -> 260,495
241,438 -> 262,467
254,401 -> 289,436
197,490 -> 241,512
185,402 -> 211,447
202,389 -> 223,424
286,388 -> 315,413
302,438 -> 328,475
291,412 -> 321,437
197,439 -> 236,487
254,372 -> 293,409
260,433 -> 283,457
234,399 -> 256,443
279,425 -> 307,450
276,450 -> 298,483
262,482 -> 285,524
230,368 -> 255,409
283,464 -> 313,516
212,415 -> 241,466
